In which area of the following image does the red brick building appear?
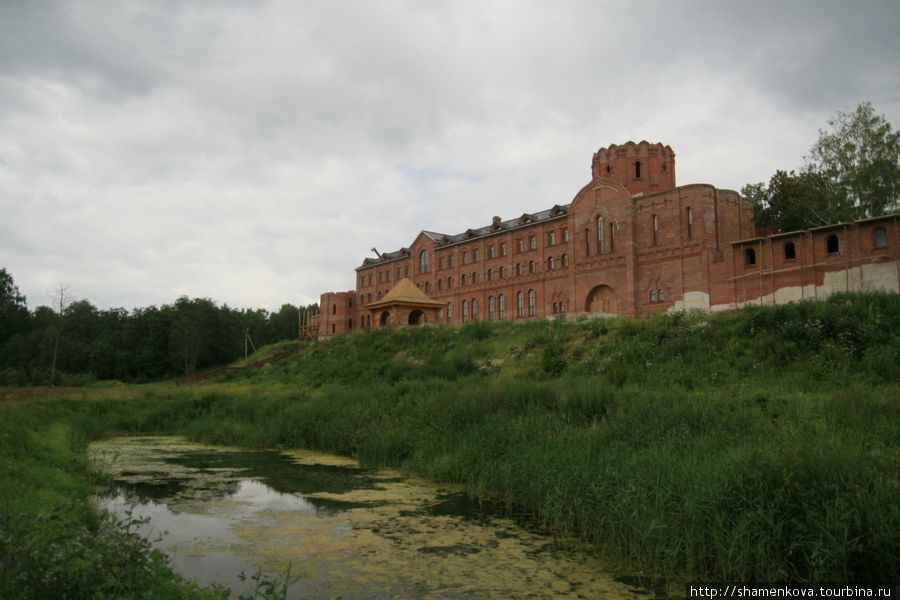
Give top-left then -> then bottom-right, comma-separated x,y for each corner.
315,141 -> 900,339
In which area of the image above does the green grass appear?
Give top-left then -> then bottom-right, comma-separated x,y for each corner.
2,292 -> 899,593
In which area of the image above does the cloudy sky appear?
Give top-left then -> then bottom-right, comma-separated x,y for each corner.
2,1 -> 899,312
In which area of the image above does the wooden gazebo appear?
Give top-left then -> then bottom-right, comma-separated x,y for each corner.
364,278 -> 444,328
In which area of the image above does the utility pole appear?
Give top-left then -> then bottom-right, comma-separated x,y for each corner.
244,329 -> 256,360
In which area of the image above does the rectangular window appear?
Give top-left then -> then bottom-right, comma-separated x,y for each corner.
652,215 -> 659,245
686,207 -> 693,239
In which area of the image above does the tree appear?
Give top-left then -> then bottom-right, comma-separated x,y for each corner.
48,284 -> 74,387
0,268 -> 29,345
744,170 -> 844,232
746,102 -> 900,232
806,102 -> 900,220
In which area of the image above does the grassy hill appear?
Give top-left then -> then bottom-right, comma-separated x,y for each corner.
2,291 -> 899,594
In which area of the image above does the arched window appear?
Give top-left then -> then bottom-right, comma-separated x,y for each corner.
517,291 -> 524,317
447,302 -> 452,322
419,249 -> 429,273
548,256 -> 555,270
516,239 -> 524,252
650,290 -> 657,302
552,302 -> 558,313
487,268 -> 493,281
462,300 -> 469,322
784,242 -> 796,260
529,260 -> 536,273
461,274 -> 467,286
597,216 -> 605,254
473,249 -> 480,262
686,207 -> 693,238
658,289 -> 665,301
827,235 -> 839,254
745,248 -> 757,265
609,222 -> 616,252
559,301 -> 566,313
874,226 -> 888,248
585,229 -> 591,255
425,281 -> 431,293
652,214 -> 659,245
462,251 -> 469,265
499,266 -> 506,279
499,294 -> 506,319
489,295 -> 495,320
500,243 -> 507,256
562,253 -> 569,267
447,277 -> 453,289
516,263 -> 522,276
472,271 -> 478,283
528,289 -> 536,316
471,298 -> 478,319
635,160 -> 642,178
488,246 -> 495,259
548,231 -> 556,245
529,236 -> 536,250
438,279 -> 443,290
562,228 -> 569,242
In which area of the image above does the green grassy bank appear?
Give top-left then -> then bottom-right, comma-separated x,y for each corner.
2,292 -> 899,595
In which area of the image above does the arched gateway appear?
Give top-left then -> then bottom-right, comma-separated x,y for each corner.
586,285 -> 618,314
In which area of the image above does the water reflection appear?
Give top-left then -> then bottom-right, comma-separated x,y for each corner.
92,437 -> 653,600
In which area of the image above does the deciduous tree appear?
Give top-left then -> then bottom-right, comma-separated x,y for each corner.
806,101 -> 900,220
746,102 -> 900,232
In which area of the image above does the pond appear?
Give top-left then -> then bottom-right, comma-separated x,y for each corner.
91,436 -> 655,599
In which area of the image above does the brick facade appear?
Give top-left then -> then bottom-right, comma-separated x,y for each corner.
316,141 -> 900,339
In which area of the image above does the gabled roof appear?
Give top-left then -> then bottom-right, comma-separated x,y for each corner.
358,247 -> 410,269
364,278 -> 445,310
357,202 -> 572,268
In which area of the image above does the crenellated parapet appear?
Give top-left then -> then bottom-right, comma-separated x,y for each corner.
591,141 -> 676,196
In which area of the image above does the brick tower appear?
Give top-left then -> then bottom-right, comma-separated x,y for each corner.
591,141 -> 676,196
